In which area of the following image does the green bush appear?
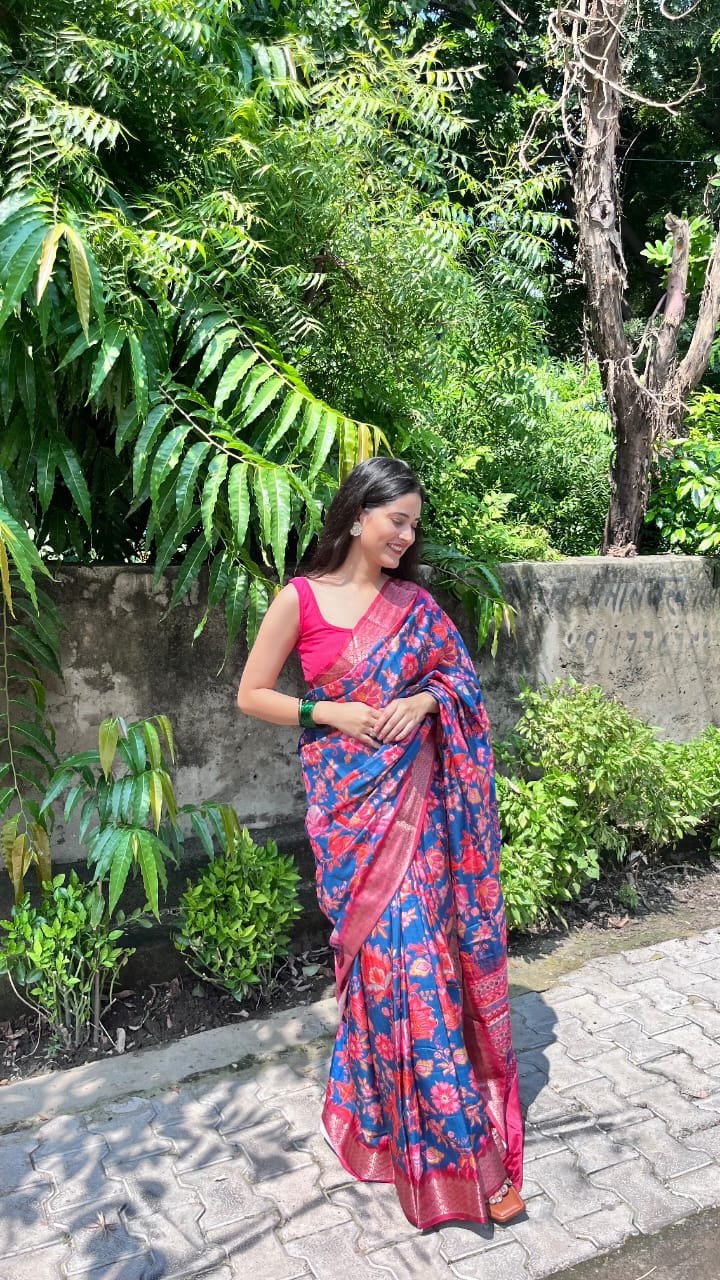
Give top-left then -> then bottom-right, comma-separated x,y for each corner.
175,818 -> 302,1001
647,390 -> 720,555
497,679 -> 720,930
0,872 -> 134,1050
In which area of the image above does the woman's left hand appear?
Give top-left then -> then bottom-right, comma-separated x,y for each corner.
373,693 -> 438,743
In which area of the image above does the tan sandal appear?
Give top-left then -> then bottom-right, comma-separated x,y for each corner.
488,1182 -> 525,1224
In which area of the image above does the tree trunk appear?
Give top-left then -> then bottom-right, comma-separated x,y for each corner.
563,0 -> 720,553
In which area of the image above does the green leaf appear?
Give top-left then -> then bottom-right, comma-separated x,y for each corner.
55,438 -> 92,528
136,830 -> 160,918
227,463 -> 250,548
201,453 -> 229,544
34,435 -> 57,513
143,721 -> 162,772
108,830 -> 136,915
207,551 -> 229,610
88,321 -> 125,401
242,373 -> 283,428
246,577 -> 269,647
150,424 -> 191,510
224,565 -> 248,661
195,326 -> 239,385
35,223 -> 66,303
99,718 -> 120,780
0,224 -> 47,334
168,535 -> 209,609
127,329 -> 149,418
265,390 -> 304,454
155,716 -> 175,764
267,468 -> 292,579
214,350 -> 259,411
65,225 -> 92,337
132,403 -> 173,493
175,441 -> 211,523
190,812 -> 215,858
308,410 -> 338,481
152,507 -> 200,583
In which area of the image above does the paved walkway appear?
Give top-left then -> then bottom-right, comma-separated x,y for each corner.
2,928 -> 720,1280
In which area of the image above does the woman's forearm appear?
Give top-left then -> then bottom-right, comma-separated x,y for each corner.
237,687 -> 304,726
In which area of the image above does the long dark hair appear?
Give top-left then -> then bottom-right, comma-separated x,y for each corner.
309,457 -> 425,580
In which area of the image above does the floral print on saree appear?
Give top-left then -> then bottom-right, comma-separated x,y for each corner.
299,579 -> 524,1228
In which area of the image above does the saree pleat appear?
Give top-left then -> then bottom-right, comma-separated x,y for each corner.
300,579 -> 524,1228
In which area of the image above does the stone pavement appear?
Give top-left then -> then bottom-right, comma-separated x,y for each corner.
2,928 -> 720,1280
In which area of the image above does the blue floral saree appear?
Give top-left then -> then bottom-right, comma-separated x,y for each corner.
298,579 -> 523,1228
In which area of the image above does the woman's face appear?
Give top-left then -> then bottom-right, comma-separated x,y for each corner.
358,493 -> 422,570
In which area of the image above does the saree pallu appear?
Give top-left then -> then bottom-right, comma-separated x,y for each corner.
299,579 -> 524,1229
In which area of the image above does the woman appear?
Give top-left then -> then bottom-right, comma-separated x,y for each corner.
238,457 -> 524,1229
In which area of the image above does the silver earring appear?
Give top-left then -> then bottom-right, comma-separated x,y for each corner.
350,521 -> 362,537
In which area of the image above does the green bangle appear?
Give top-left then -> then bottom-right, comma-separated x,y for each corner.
298,700 -> 315,729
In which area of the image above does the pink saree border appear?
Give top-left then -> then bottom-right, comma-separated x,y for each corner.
322,1097 -> 520,1229
333,728 -> 436,1009
312,578 -> 420,688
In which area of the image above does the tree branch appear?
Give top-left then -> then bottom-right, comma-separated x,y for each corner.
645,214 -> 689,391
673,229 -> 720,402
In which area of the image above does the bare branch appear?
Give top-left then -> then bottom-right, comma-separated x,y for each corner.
673,230 -> 720,401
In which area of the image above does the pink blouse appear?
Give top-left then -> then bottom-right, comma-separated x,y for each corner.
289,576 -> 352,684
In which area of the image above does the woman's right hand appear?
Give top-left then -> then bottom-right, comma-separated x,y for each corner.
316,700 -> 380,747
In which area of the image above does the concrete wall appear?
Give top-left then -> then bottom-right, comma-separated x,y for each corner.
42,557 -> 720,862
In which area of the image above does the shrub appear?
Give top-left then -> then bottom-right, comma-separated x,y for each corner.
0,872 -> 134,1050
647,390 -> 720,555
175,818 -> 301,1000
497,680 -> 720,930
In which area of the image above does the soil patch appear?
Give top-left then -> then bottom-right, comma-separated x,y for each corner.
2,856 -> 720,1086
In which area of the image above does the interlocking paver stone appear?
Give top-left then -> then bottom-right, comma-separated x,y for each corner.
0,1133 -> 44,1192
579,1047 -> 664,1098
212,1212 -> 308,1279
622,1117 -> 713,1177
668,1161 -> 720,1209
508,1193 -> 596,1277
685,1123 -> 720,1161
599,1020 -> 675,1063
207,1077 -> 279,1134
0,1184 -> 65,1259
0,1241 -> 72,1279
642,1050 -> 717,1098
37,1147 -> 126,1213
164,1123 -> 236,1172
86,1097 -> 172,1160
31,1114 -> 96,1157
570,1201 -> 637,1251
367,1234 -> 445,1280
255,1063 -> 313,1102
632,1082 -> 718,1136
526,1148 -> 618,1222
104,1151 -> 196,1216
329,1180 -> 420,1252
554,994 -> 624,1033
123,1200 -> 226,1278
553,1017 -> 613,1061
236,1116 -> 316,1181
620,998 -> 691,1036
284,1221 -> 397,1279
449,1241 -> 532,1280
59,1204 -> 149,1276
561,1126 -> 637,1175
589,1156 -> 695,1232
258,1167 -> 352,1243
437,1220 -> 494,1263
686,1000 -> 720,1038
181,1162 -> 276,1227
